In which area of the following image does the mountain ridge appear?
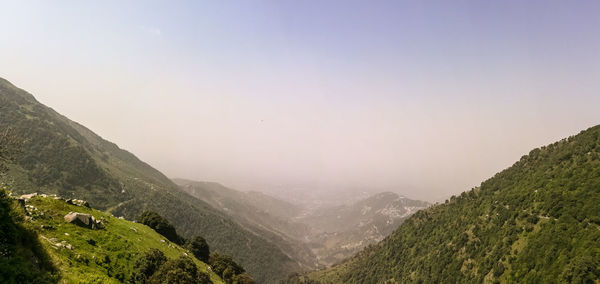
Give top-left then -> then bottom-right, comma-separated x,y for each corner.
0,77 -> 301,283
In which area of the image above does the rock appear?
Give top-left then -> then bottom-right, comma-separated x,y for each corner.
96,221 -> 105,229
64,212 -> 103,229
65,244 -> 73,250
19,193 -> 37,200
67,199 -> 91,207
24,205 -> 38,216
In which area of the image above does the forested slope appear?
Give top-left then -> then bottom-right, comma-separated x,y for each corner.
296,125 -> 600,283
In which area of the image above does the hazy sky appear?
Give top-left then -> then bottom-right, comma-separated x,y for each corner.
1,1 -> 600,202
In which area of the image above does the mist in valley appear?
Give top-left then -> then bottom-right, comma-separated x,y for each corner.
2,1 -> 600,283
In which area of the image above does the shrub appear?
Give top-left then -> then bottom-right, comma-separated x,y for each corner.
209,253 -> 253,283
130,249 -> 167,283
137,211 -> 185,245
148,256 -> 197,284
186,236 -> 210,263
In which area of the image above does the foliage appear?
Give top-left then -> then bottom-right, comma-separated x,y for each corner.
148,256 -> 209,284
130,248 -> 167,283
302,125 -> 600,283
0,189 -> 58,283
186,236 -> 210,263
138,211 -> 185,245
0,127 -> 20,175
198,271 -> 213,284
130,251 -> 214,284
209,253 -> 255,284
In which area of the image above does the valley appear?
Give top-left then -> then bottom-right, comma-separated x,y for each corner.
2,2 -> 599,283
176,179 -> 429,268
288,125 -> 600,283
2,77 -> 600,283
0,78 -> 428,283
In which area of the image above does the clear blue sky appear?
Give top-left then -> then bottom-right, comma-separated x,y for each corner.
1,1 -> 600,201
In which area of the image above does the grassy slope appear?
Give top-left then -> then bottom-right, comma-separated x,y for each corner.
0,77 -> 302,283
299,125 -> 600,283
23,195 -> 224,283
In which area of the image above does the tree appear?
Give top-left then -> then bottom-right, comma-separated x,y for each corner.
0,127 -> 20,175
0,188 -> 17,257
137,211 -> 185,245
0,127 -> 20,256
232,273 -> 255,284
148,256 -> 198,284
197,272 -> 213,284
186,236 -> 210,263
130,249 -> 167,283
209,253 -> 244,277
208,253 -> 253,283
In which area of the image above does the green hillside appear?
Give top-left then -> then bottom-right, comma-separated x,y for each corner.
0,192 -> 224,283
175,179 -> 318,269
294,125 -> 600,283
0,77 -> 300,283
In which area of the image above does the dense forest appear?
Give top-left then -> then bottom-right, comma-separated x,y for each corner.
293,125 -> 600,283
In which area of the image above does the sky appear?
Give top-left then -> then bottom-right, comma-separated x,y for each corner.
1,1 -> 600,202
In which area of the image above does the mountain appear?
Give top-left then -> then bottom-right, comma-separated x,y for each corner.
0,78 -> 300,283
297,192 -> 429,265
292,125 -> 600,283
174,179 -> 309,239
0,192 -> 224,283
176,179 -> 429,268
175,179 -> 319,270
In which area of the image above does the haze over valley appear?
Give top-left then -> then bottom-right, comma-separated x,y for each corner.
1,1 -> 600,283
3,1 -> 600,203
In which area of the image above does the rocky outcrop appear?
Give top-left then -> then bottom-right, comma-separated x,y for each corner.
64,212 -> 104,229
66,199 -> 90,208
